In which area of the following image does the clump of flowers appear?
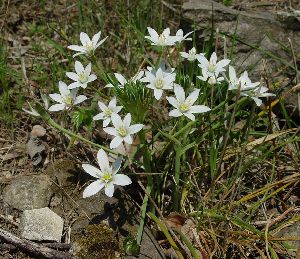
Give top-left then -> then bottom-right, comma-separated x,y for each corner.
23,28 -> 275,200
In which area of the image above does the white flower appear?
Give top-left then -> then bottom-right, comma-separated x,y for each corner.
82,149 -> 131,198
180,47 -> 204,62
141,66 -> 176,100
68,31 -> 108,57
48,81 -> 87,111
103,113 -> 144,149
241,86 -> 275,106
145,27 -> 177,46
93,97 -> 123,127
66,61 -> 97,89
175,29 -> 193,43
105,70 -> 144,88
166,85 -> 210,121
197,69 -> 224,85
228,66 -> 259,91
197,52 -> 230,78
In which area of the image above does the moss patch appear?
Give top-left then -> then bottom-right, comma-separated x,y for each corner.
76,224 -> 121,259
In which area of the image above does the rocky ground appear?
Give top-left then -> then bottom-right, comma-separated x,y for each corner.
0,0 -> 300,258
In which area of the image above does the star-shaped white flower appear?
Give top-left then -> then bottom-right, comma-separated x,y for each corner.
175,29 -> 193,43
180,47 -> 204,62
228,66 -> 259,91
48,81 -> 87,111
166,85 -> 211,121
105,70 -> 144,88
141,66 -> 176,100
197,52 -> 230,78
145,27 -> 177,46
66,61 -> 97,89
103,113 -> 144,149
241,86 -> 275,106
82,149 -> 132,198
93,97 -> 123,127
68,31 -> 108,57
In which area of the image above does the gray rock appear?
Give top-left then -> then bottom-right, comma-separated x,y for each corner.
3,174 -> 53,210
277,221 -> 300,251
19,207 -> 64,242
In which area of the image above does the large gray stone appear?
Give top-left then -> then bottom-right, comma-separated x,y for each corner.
19,207 -> 64,242
3,174 -> 53,210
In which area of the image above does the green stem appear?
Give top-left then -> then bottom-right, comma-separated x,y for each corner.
136,130 -> 153,245
46,117 -> 117,154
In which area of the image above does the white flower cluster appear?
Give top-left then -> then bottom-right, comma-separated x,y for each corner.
23,27 -> 275,198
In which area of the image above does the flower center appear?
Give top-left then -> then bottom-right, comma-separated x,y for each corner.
179,103 -> 190,112
208,63 -> 216,73
104,108 -> 112,117
78,72 -> 88,83
118,127 -> 127,137
64,96 -> 74,106
85,43 -> 94,53
158,34 -> 166,45
102,171 -> 112,183
155,78 -> 164,89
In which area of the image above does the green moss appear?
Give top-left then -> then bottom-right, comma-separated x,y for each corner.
77,224 -> 121,259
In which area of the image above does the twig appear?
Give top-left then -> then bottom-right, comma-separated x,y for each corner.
0,228 -> 73,259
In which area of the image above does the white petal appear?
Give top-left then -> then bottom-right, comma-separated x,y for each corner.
83,180 -> 105,198
123,113 -> 131,128
123,135 -> 133,145
174,85 -> 185,102
189,105 -> 211,114
104,182 -> 115,197
80,32 -> 91,45
186,89 -> 200,104
87,74 -> 97,83
82,164 -> 102,178
146,27 -> 159,41
111,113 -> 123,128
109,97 -> 117,108
98,101 -> 107,111
97,149 -> 110,172
103,118 -> 111,127
68,82 -> 81,89
113,174 -> 132,186
93,113 -> 104,121
166,96 -> 179,108
59,81 -> 70,97
216,59 -> 231,70
85,63 -> 92,75
48,103 -> 65,112
74,95 -> 87,105
67,45 -> 85,52
103,127 -> 118,136
114,73 -> 127,86
92,31 -> 101,46
95,36 -> 108,48
252,97 -> 262,106
128,124 -> 144,134
66,72 -> 79,81
153,89 -> 163,100
169,109 -> 182,117
210,52 -> 217,64
184,112 -> 195,121
75,61 -> 84,74
110,136 -> 123,149
49,93 -> 63,103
